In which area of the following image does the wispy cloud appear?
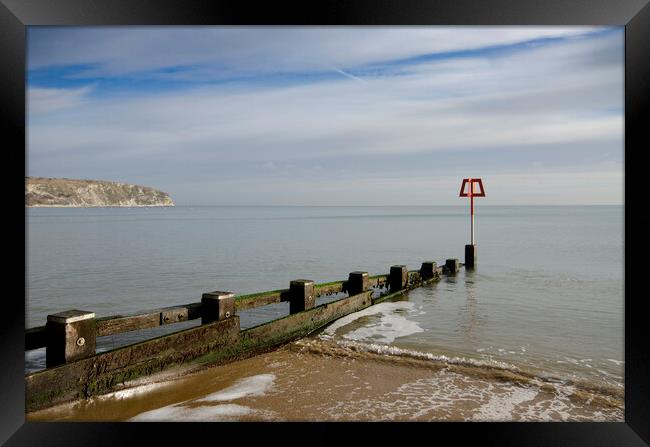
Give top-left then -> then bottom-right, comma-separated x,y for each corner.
333,68 -> 365,82
28,85 -> 93,114
28,27 -> 605,80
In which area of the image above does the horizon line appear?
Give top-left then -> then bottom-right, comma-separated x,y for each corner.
150,203 -> 624,207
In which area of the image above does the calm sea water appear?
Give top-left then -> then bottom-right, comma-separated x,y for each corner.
25,205 -> 624,421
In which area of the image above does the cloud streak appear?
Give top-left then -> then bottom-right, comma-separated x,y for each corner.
333,68 -> 365,82
28,27 -> 605,79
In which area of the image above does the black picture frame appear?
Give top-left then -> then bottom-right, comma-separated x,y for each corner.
2,0 -> 648,444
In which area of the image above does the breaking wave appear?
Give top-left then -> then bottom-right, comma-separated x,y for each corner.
291,338 -> 624,410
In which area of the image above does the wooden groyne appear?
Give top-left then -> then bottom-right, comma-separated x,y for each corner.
25,259 -> 463,412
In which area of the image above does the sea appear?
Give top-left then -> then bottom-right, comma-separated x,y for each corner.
25,205 -> 624,421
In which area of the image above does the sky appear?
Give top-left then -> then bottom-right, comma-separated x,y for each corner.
27,26 -> 624,206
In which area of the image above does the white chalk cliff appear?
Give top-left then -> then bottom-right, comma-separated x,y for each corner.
26,177 -> 175,207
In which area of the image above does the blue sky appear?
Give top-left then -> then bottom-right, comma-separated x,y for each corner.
27,27 -> 623,205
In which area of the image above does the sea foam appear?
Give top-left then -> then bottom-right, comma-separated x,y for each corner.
129,374 -> 277,422
129,403 -> 255,422
321,301 -> 424,343
195,374 -> 276,402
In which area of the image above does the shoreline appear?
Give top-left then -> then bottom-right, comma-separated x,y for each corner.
25,337 -> 624,422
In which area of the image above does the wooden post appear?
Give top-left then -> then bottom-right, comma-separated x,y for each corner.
348,271 -> 369,295
420,261 -> 438,280
201,291 -> 235,324
389,265 -> 408,291
289,280 -> 315,314
445,258 -> 460,274
46,310 -> 96,368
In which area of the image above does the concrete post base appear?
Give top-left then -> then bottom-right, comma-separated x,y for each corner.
465,244 -> 477,269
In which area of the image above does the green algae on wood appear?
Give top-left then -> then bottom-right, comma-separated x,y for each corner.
25,265 -> 444,413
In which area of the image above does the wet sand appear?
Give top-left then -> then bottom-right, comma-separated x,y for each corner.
27,338 -> 623,422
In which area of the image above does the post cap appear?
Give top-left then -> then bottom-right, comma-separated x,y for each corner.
202,291 -> 235,300
47,310 -> 95,324
290,279 -> 314,286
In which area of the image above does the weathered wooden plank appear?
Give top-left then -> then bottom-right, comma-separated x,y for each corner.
28,282 -> 349,345
186,302 -> 202,320
26,326 -> 47,351
95,302 -> 202,337
244,290 -> 372,345
25,316 -> 241,412
96,313 -> 159,337
372,271 -> 440,305
28,279 -> 363,346
235,281 -> 346,311
161,307 -> 189,325
407,270 -> 422,288
235,290 -> 287,311
314,281 -> 346,296
193,290 -> 374,369
368,275 -> 388,288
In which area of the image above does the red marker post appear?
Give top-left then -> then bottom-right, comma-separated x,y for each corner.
459,178 -> 485,268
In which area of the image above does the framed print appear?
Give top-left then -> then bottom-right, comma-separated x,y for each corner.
2,0 -> 648,444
